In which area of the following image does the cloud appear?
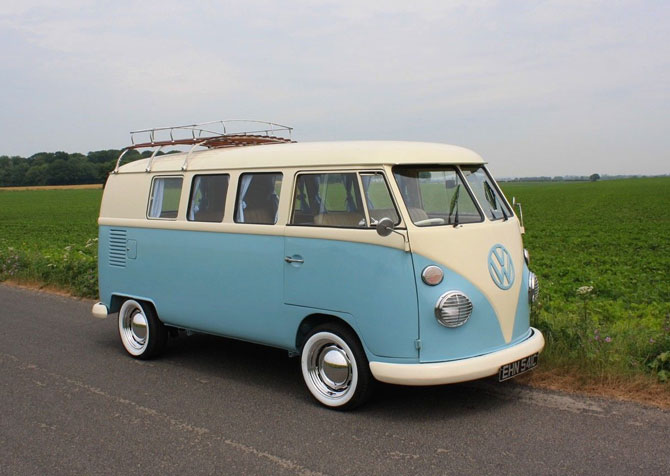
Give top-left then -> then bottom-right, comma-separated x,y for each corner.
0,0 -> 668,175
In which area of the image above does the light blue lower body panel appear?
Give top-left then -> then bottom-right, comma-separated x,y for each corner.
99,226 -> 294,349
284,236 -> 419,359
411,254 -> 533,363
98,226 -> 533,366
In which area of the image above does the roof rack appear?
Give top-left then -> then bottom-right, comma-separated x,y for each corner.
113,120 -> 294,173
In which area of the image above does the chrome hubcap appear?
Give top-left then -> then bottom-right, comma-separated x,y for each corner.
319,346 -> 350,390
119,300 -> 149,354
307,338 -> 353,399
130,311 -> 148,345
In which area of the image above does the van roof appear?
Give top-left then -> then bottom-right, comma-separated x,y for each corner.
116,141 -> 486,174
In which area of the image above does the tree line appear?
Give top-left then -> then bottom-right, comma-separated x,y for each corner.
3,150 -> 665,187
0,150 -> 174,187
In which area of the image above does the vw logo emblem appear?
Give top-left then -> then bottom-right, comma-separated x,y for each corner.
488,244 -> 515,290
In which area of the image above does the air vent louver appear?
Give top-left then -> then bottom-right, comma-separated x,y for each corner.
108,229 -> 127,268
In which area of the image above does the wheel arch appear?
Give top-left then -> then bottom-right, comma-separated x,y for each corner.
110,293 -> 158,316
296,313 -> 363,351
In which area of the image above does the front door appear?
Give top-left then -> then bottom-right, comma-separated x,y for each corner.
283,171 -> 419,359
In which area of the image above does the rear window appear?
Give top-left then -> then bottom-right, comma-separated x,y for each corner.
148,176 -> 183,219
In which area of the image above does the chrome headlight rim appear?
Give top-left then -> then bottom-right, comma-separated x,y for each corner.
435,291 -> 473,328
421,265 -> 444,286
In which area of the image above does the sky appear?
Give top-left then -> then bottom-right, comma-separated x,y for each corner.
0,0 -> 668,177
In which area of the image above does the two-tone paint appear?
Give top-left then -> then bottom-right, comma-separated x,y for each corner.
96,141 -> 544,385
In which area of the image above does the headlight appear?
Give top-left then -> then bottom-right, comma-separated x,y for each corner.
435,291 -> 473,328
528,271 -> 539,304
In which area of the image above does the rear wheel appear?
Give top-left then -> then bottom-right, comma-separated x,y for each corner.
301,324 -> 373,410
118,299 -> 167,359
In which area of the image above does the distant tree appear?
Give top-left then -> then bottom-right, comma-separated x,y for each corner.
24,164 -> 48,185
589,173 -> 600,182
8,160 -> 29,186
88,149 -> 122,163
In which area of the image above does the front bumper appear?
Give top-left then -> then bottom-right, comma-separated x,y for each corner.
369,327 -> 545,386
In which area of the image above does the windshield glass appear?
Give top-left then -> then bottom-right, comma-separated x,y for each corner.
460,166 -> 512,221
393,166 -> 483,226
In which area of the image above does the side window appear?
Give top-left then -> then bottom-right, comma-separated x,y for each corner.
148,176 -> 183,219
234,172 -> 282,224
360,173 -> 400,225
291,173 -> 366,228
187,174 -> 229,222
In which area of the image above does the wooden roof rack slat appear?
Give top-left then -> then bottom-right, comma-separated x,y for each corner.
113,120 -> 294,173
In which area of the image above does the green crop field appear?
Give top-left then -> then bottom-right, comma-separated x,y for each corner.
0,188 -> 101,296
1,178 -> 669,382
501,178 -> 670,382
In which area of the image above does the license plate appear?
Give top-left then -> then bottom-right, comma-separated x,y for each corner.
498,353 -> 539,382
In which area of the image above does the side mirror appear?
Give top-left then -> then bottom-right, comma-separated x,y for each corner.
376,217 -> 394,237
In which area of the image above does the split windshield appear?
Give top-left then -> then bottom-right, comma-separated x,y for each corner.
393,165 -> 512,227
460,166 -> 513,221
393,166 -> 483,227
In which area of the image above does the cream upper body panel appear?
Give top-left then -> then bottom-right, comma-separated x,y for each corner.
100,141 -> 484,225
114,141 -> 485,174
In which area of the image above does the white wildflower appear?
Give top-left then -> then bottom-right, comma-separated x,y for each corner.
576,285 -> 594,296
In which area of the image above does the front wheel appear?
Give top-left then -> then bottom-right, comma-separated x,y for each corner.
118,299 -> 167,359
301,324 -> 373,410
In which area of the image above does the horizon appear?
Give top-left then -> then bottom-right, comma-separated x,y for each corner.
2,146 -> 667,181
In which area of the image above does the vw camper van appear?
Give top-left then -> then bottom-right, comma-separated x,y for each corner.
93,121 -> 544,409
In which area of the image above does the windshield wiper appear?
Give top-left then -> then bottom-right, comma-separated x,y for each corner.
448,184 -> 460,227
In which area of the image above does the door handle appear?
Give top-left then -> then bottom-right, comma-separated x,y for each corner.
284,256 -> 304,264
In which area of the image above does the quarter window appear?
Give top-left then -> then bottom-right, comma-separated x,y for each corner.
148,176 -> 183,219
187,174 -> 229,222
234,173 -> 282,224
360,173 -> 400,225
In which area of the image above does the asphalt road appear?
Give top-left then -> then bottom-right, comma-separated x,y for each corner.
1,284 -> 669,476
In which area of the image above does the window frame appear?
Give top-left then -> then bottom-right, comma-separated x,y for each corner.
146,175 -> 184,220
